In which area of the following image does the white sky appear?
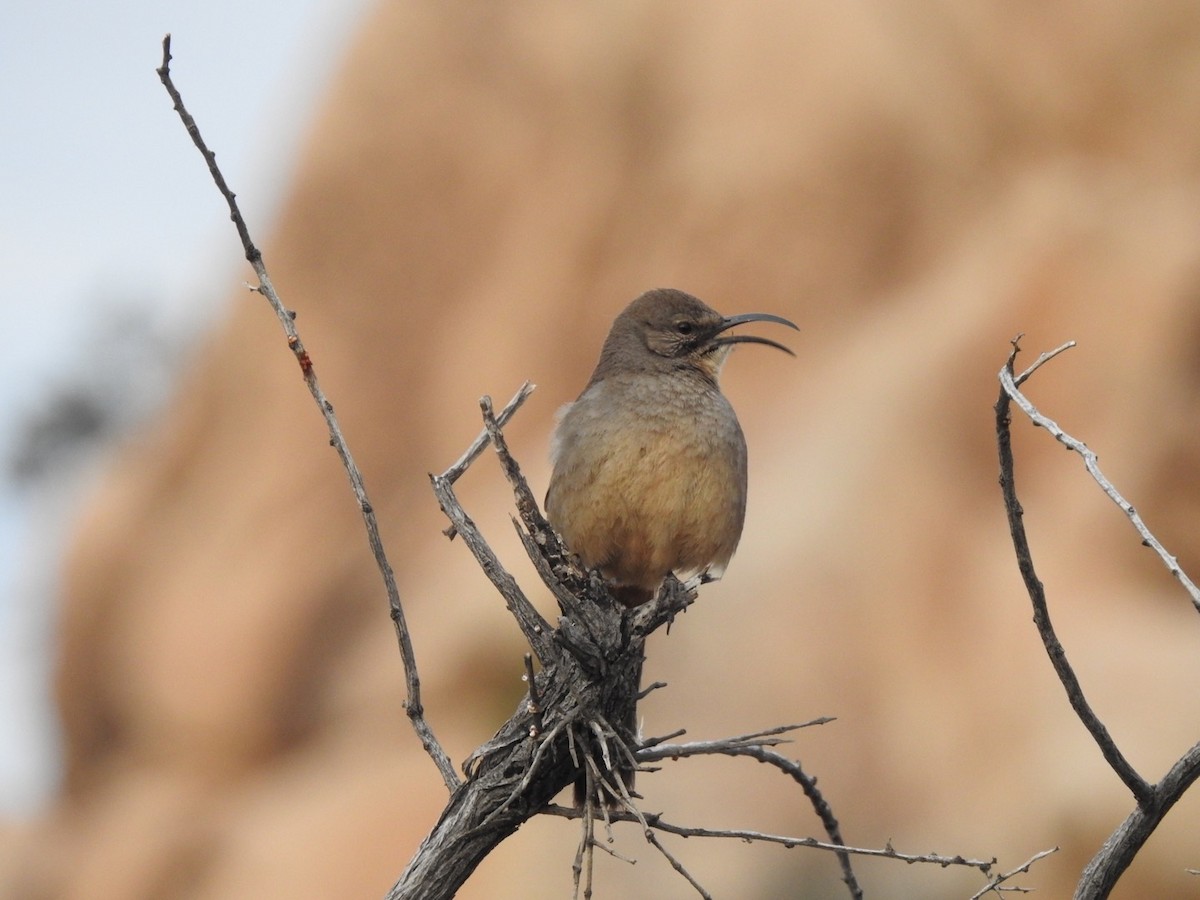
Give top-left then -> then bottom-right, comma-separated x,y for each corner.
0,0 -> 367,813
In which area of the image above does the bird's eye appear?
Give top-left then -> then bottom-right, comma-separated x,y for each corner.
675,321 -> 694,335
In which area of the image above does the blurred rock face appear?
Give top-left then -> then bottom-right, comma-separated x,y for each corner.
7,2 -> 1200,898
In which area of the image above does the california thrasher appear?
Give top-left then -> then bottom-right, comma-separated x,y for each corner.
546,287 -> 797,606
545,287 -> 797,805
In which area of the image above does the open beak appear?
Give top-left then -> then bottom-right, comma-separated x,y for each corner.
712,311 -> 800,356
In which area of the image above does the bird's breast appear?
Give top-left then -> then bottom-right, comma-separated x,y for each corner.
546,375 -> 749,592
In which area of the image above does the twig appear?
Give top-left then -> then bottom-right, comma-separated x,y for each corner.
1013,336 -> 1076,387
643,829 -> 713,899
440,383 -> 535,540
637,720 -> 835,759
1000,340 -> 1200,614
541,805 -> 996,871
429,456 -> 558,665
154,33 -> 458,792
995,338 -> 1152,805
523,653 -> 543,737
968,846 -> 1059,899
572,778 -> 601,900
639,727 -> 685,748
638,680 -> 668,701
442,383 -> 536,484
481,395 -> 556,537
639,720 -> 857,899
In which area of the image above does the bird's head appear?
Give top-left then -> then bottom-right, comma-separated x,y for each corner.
597,288 -> 798,384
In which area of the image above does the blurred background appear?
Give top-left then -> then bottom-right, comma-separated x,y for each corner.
4,2 -> 1200,898
0,0 -> 362,813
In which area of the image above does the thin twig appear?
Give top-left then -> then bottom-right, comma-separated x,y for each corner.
639,719 -> 856,899
524,653 -> 543,737
571,778 -> 595,900
541,805 -> 996,871
481,395 -> 555,536
155,33 -> 458,792
1001,342 -> 1200,614
429,463 -> 557,665
441,383 -> 535,540
1013,336 -> 1077,387
643,830 -> 713,899
442,383 -> 536,484
995,338 -> 1152,805
637,720 -> 835,759
639,728 -> 686,748
968,846 -> 1059,899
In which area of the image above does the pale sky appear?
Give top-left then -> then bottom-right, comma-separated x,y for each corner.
0,0 -> 367,813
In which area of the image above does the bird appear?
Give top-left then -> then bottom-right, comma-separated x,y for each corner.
544,287 -> 797,808
545,287 -> 798,608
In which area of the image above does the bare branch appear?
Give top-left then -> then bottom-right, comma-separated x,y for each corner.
637,720 -> 836,760
997,337 -> 1200,897
1000,341 -> 1200,614
542,805 -> 995,871
995,338 -> 1152,805
481,395 -> 555,537
387,410 -> 655,898
440,383 -> 535,541
155,34 -> 459,792
639,727 -> 685,748
429,463 -> 558,664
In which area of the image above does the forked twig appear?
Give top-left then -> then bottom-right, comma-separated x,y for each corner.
997,336 -> 1200,897
996,338 -> 1151,805
1001,338 -> 1200,614
969,846 -> 1060,899
442,383 -> 536,485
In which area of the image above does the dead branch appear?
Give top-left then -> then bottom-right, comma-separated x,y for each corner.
393,409 -> 690,898
996,336 -> 1200,898
995,338 -> 1151,804
542,804 -> 997,869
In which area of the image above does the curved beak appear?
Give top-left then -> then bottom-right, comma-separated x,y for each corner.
712,311 -> 800,356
